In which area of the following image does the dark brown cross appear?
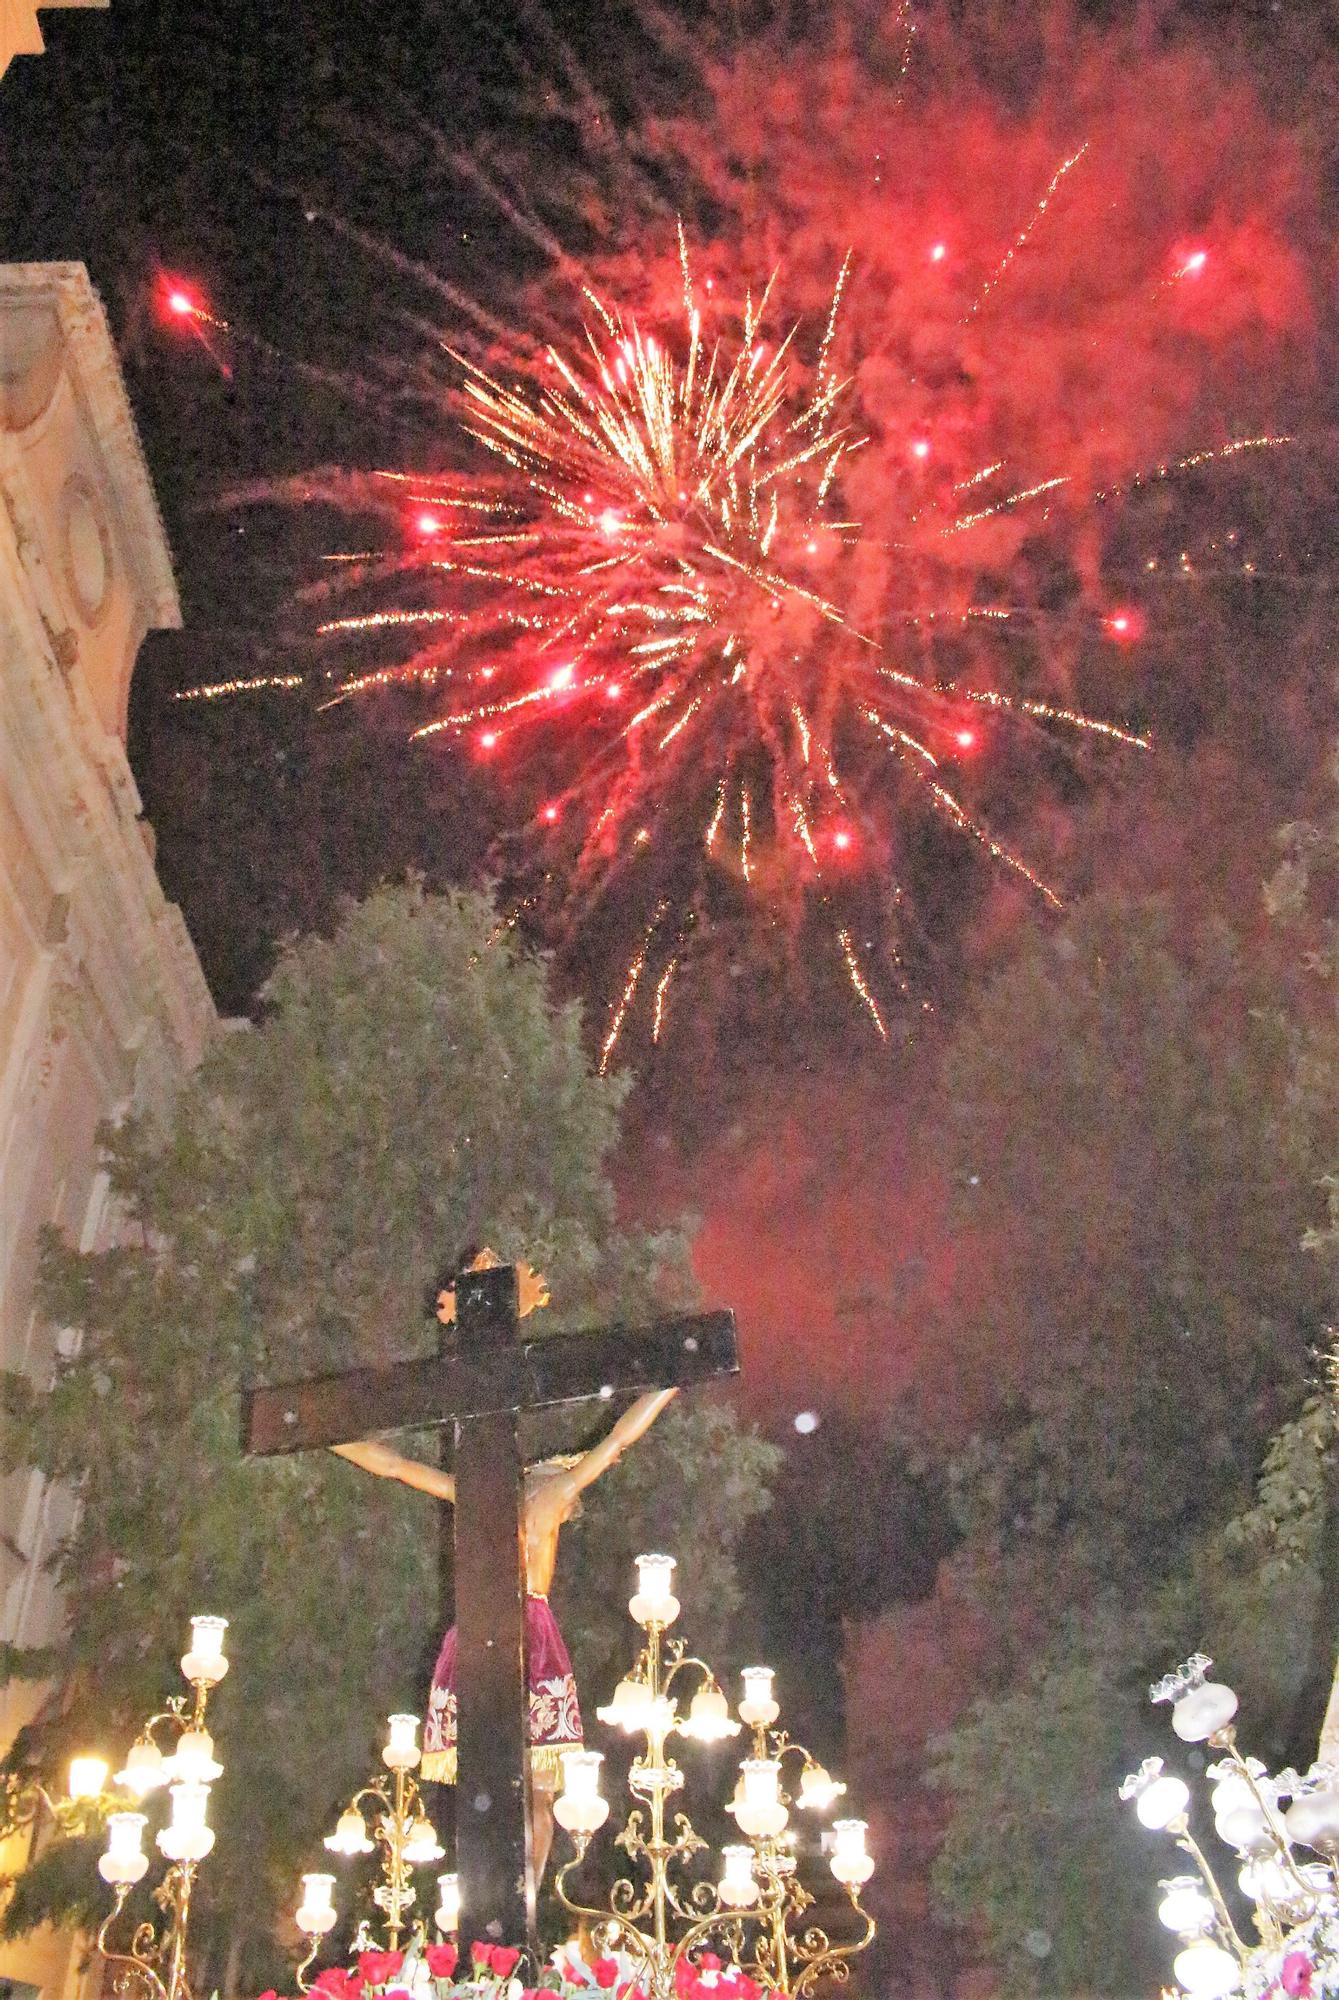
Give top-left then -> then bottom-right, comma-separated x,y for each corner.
241,1263 -> 738,1953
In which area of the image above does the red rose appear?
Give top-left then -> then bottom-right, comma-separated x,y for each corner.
592,1962 -> 620,1991
698,1959 -> 721,1975
358,1952 -> 405,1988
426,1945 -> 459,1980
383,1988 -> 414,2000
471,1944 -> 497,1973
534,1990 -> 563,2000
315,1976 -> 364,2000
491,1948 -> 522,1979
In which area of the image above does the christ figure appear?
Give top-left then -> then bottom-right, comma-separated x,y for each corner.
329,1264 -> 677,1879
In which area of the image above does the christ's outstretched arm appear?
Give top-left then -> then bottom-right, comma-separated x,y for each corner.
330,1438 -> 456,1503
560,1387 -> 678,1503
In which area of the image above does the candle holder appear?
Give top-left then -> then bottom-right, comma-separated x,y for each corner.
294,1713 -> 446,1984
91,1615 -> 231,2000
552,1555 -> 876,1997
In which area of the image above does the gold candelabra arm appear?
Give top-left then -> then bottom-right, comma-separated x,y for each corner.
555,1843 -> 654,1933
788,1886 -> 877,1997
95,1883 -> 173,2000
294,1935 -> 322,1995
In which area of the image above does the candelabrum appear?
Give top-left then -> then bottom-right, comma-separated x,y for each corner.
1122,1651 -> 1339,2000
91,1615 -> 232,2000
294,1712 -> 459,1985
553,1554 -> 876,1999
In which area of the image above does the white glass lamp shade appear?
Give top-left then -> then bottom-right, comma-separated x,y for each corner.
296,1872 -> 339,1937
729,1758 -> 789,1840
117,1738 -> 168,1797
1285,1788 -> 1339,1854
434,1872 -> 461,1934
1157,1877 -> 1215,1938
738,1667 -> 780,1730
1216,1803 -> 1272,1857
683,1684 -> 739,1742
384,1713 -> 422,1772
1172,1941 -> 1242,1999
719,1845 -> 760,1909
403,1815 -> 445,1865
1136,1775 -> 1191,1831
326,1807 -> 374,1857
596,1677 -> 653,1733
156,1781 -> 215,1863
170,1727 -> 223,1783
629,1554 -> 679,1628
830,1818 -> 875,1887
99,1812 -> 149,1886
68,1754 -> 109,1802
181,1615 -> 229,1687
1237,1858 -> 1295,1908
1172,1684 -> 1238,1744
553,1751 -> 609,1837
798,1762 -> 846,1812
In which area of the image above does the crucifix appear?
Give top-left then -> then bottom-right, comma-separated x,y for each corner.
241,1261 -> 738,1953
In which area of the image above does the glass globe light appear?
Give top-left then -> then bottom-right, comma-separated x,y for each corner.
719,1845 -> 760,1909
1172,1683 -> 1238,1744
435,1872 -> 461,1934
181,1615 -> 229,1687
596,1676 -> 653,1733
326,1807 -> 374,1856
296,1872 -> 339,1937
830,1818 -> 875,1887
117,1738 -> 168,1798
1285,1787 -> 1339,1854
682,1684 -> 739,1742
738,1667 -> 780,1730
729,1758 -> 789,1840
169,1727 -> 222,1783
1216,1803 -> 1272,1857
1157,1877 -> 1215,1937
156,1780 -> 215,1863
554,1750 -> 609,1836
403,1815 -> 445,1865
629,1554 -> 680,1628
99,1811 -> 149,1886
1172,1941 -> 1242,1999
1136,1775 -> 1191,1831
384,1713 -> 422,1771
68,1754 -> 109,1802
798,1762 -> 846,1811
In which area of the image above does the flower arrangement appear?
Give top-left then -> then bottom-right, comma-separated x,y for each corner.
269,1942 -> 785,2000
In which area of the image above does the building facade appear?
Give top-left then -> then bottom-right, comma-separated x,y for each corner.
0,262 -> 215,2000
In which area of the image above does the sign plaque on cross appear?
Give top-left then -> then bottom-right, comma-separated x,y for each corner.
242,1264 -> 739,1953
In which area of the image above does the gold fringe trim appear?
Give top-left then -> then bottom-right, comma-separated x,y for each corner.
420,1742 -> 582,1786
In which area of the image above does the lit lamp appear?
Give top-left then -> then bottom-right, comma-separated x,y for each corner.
1172,1940 -> 1242,1999
157,1781 -> 215,1863
629,1554 -> 679,1628
383,1714 -> 422,1772
117,1739 -> 168,1798
1157,1877 -> 1216,1939
718,1845 -> 760,1909
99,1812 -> 149,1886
296,1872 -> 339,1938
403,1816 -> 445,1865
325,1808 -> 374,1857
729,1759 -> 788,1840
798,1761 -> 845,1811
1120,1759 -> 1190,1831
738,1668 -> 780,1731
554,1751 -> 610,1837
170,1728 -> 222,1783
829,1819 -> 874,1887
597,1675 -> 653,1733
68,1754 -> 110,1802
434,1872 -> 461,1935
683,1684 -> 739,1743
180,1616 -> 229,1688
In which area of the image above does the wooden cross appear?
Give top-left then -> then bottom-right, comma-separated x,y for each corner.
241,1263 -> 738,1953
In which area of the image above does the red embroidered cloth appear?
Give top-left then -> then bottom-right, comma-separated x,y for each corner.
421,1594 -> 582,1783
